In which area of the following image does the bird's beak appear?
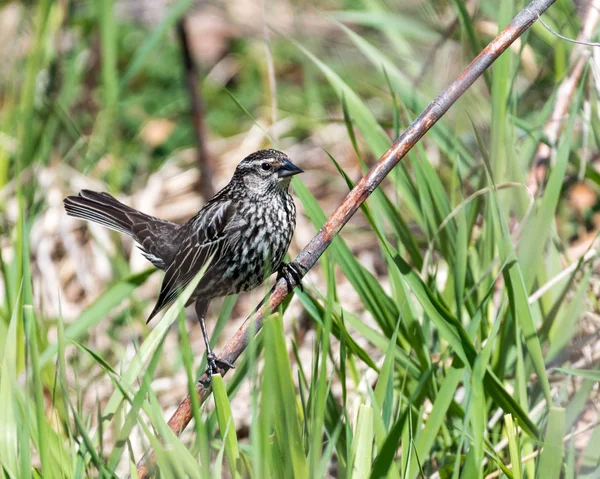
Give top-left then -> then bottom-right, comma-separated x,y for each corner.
278,159 -> 304,178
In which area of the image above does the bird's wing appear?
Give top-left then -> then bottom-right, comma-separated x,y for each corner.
147,199 -> 246,320
133,220 -> 181,269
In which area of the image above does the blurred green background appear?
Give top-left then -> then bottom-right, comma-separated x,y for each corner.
1,0 -> 599,477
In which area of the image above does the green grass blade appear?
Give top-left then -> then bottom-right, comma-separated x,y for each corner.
308,257 -> 335,476
212,374 -> 240,478
177,308 -> 210,471
373,326 -> 399,429
554,368 -> 600,382
0,288 -> 22,478
349,405 -> 374,479
24,306 -> 51,477
538,407 -> 565,479
371,372 -> 431,479
410,366 -> 462,479
546,267 -> 592,361
391,252 -> 470,366
505,414 -> 521,479
263,316 -> 308,477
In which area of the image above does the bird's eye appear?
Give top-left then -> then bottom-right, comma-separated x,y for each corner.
261,163 -> 272,171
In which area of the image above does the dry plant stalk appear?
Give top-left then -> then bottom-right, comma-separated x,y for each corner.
177,18 -> 216,200
136,0 -> 557,476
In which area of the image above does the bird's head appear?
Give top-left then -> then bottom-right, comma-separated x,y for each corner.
233,149 -> 303,194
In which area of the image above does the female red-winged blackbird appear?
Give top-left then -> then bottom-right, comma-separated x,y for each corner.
64,149 -> 304,375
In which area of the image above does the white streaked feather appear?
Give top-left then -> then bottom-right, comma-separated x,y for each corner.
65,207 -> 131,236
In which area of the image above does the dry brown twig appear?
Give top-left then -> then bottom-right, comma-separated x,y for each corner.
526,0 -> 600,197
261,0 -> 279,141
177,18 -> 216,200
136,0 -> 558,476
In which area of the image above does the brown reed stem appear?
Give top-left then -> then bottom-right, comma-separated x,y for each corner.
177,18 -> 216,200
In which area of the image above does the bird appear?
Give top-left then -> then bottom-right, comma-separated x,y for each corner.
64,149 -> 304,377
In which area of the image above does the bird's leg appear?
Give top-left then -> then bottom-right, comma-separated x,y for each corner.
276,261 -> 305,293
195,299 -> 235,382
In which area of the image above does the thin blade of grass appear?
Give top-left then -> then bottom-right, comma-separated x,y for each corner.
0,288 -> 22,478
349,405 -> 374,479
554,368 -> 600,382
212,374 -> 241,479
505,414 -> 522,479
538,407 -> 565,479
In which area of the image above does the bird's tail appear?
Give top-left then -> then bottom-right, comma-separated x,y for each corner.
63,189 -> 147,237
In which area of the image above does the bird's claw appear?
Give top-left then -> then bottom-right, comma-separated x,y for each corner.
201,352 -> 235,386
277,261 -> 305,293
208,352 -> 235,374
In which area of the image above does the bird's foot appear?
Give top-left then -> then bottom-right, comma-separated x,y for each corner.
200,351 -> 235,385
277,261 -> 305,293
